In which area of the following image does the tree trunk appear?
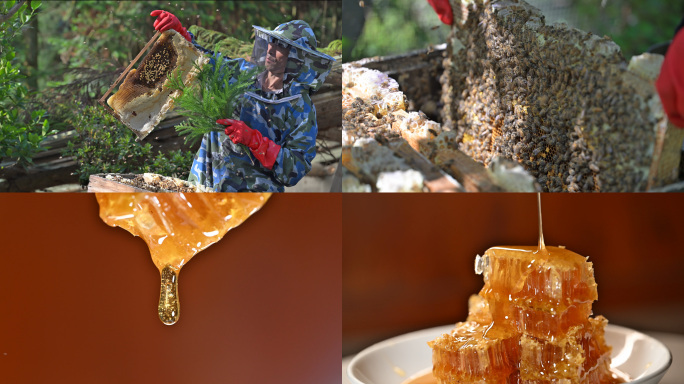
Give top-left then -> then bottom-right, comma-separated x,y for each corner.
25,11 -> 39,91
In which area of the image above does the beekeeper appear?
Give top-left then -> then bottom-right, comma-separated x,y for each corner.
150,10 -> 336,192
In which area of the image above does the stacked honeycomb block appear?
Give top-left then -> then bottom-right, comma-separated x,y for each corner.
429,246 -> 620,384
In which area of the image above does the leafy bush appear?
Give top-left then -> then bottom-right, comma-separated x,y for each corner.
61,101 -> 195,186
16,1 -> 341,97
573,0 -> 684,59
0,0 -> 56,168
168,57 -> 259,145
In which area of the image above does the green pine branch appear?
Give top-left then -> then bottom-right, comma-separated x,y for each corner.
168,53 -> 260,150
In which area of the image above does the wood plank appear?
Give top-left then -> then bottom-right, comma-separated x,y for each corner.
649,120 -> 684,189
433,149 -> 503,192
312,91 -> 342,134
386,139 -> 462,192
87,174 -> 151,193
354,45 -> 446,76
0,158 -> 79,192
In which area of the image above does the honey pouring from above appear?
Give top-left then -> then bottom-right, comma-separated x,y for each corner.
96,193 -> 270,325
421,194 -> 626,384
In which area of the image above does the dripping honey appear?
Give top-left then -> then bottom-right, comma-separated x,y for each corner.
96,193 -> 270,325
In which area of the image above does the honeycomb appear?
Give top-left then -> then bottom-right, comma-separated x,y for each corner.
107,30 -> 209,140
96,193 -> 271,324
342,65 -> 405,145
135,40 -> 177,88
429,246 -> 623,384
342,64 -> 458,191
440,0 -> 665,192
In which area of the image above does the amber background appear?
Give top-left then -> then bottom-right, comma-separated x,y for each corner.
0,193 -> 341,384
343,193 -> 684,355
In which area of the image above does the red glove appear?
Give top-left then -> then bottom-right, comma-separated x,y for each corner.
150,10 -> 192,42
217,119 -> 282,170
657,28 -> 684,128
427,0 -> 453,26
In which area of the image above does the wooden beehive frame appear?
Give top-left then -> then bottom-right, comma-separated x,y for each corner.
98,31 -> 161,125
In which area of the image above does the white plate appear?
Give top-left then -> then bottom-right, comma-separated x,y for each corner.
347,324 -> 672,384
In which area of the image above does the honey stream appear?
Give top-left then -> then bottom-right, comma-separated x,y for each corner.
96,193 -> 270,325
537,192 -> 546,253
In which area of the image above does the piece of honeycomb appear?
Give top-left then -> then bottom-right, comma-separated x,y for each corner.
430,320 -> 520,383
478,246 -> 597,305
429,245 -> 623,384
107,30 -> 209,140
519,317 -> 613,383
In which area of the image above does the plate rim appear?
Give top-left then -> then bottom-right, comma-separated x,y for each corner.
347,323 -> 673,384
603,323 -> 673,384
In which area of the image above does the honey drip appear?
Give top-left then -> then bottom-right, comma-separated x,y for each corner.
96,193 -> 271,325
537,192 -> 546,254
158,265 -> 179,325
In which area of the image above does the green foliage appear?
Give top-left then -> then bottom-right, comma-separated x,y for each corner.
188,25 -> 253,59
1,0 -> 56,168
320,39 -> 343,57
346,0 -> 448,61
349,0 -> 681,61
168,57 -> 259,146
573,0 -> 684,59
60,101 -> 194,186
13,1 -> 341,95
2,1 -> 340,183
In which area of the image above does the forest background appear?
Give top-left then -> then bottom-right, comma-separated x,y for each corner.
0,0 -> 341,190
345,0 -> 684,61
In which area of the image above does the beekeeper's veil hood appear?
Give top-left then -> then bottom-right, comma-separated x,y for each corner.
251,20 -> 336,95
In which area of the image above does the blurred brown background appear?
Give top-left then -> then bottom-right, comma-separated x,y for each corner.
343,193 -> 684,355
0,193 -> 341,384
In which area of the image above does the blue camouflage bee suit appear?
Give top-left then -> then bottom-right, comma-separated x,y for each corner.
187,20 -> 335,192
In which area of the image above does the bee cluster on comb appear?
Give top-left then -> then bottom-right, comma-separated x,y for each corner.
440,0 -> 668,192
135,41 -> 177,88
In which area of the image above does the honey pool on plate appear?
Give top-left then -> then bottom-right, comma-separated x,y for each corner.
96,193 -> 270,325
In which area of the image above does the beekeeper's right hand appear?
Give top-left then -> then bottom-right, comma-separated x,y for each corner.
427,0 -> 453,26
657,28 -> 684,128
150,10 -> 192,42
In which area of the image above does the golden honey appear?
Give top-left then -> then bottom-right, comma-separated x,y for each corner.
96,193 -> 270,324
428,195 -> 623,383
429,247 -> 623,383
